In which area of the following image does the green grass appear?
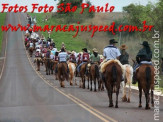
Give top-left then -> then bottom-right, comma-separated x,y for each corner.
0,13 -> 6,53
29,13 -> 86,52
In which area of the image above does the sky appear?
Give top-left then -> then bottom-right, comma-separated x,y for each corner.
0,0 -> 158,12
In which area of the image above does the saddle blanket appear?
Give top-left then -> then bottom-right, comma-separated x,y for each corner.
100,59 -> 124,73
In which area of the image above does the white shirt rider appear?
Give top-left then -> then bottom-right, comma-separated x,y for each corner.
103,39 -> 121,60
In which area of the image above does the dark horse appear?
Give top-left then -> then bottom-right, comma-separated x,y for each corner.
102,60 -> 122,108
79,63 -> 89,89
28,47 -> 33,57
136,64 -> 154,109
53,61 -> 58,80
57,62 -> 69,88
90,63 -> 100,92
44,58 -> 51,75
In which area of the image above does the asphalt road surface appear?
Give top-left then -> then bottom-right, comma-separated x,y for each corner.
0,13 -> 162,122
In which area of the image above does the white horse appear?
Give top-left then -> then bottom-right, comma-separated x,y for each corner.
68,62 -> 77,86
121,64 -> 133,102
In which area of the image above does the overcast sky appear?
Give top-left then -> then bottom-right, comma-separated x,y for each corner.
0,0 -> 158,12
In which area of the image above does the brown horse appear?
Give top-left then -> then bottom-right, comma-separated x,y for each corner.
90,63 -> 100,92
136,64 -> 154,109
44,58 -> 51,75
57,62 -> 69,88
28,47 -> 33,57
26,42 -> 30,50
101,60 -> 122,108
52,61 -> 58,80
34,58 -> 43,71
79,63 -> 89,89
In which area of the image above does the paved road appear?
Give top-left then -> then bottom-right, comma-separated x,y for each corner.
0,13 -> 162,122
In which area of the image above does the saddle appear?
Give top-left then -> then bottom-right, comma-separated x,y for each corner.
100,59 -> 123,73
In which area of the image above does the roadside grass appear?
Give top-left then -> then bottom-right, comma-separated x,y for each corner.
0,13 -> 6,53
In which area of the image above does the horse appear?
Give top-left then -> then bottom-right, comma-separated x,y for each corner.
26,42 -> 30,50
57,62 -> 69,88
79,63 -> 89,89
121,64 -> 133,102
44,58 -> 51,75
101,60 -> 122,108
51,60 -> 58,74
52,61 -> 58,80
89,63 -> 100,92
34,57 -> 43,71
28,47 -> 33,57
68,62 -> 77,86
136,64 -> 154,109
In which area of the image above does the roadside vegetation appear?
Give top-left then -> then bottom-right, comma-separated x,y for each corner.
0,13 -> 6,53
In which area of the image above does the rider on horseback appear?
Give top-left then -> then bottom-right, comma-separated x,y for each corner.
55,48 -> 69,74
101,39 -> 121,81
90,48 -> 100,64
132,41 -> 152,84
77,48 -> 90,73
119,44 -> 129,65
69,51 -> 76,63
103,39 -> 121,61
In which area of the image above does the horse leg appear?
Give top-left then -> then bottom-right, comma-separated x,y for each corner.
38,63 -> 40,71
122,81 -> 127,102
151,89 -> 154,107
46,68 -> 48,75
94,78 -> 96,92
138,85 -> 142,108
83,76 -> 85,89
106,83 -> 113,107
70,74 -> 73,86
127,82 -> 131,103
87,76 -> 89,89
90,76 -> 92,91
115,87 -> 119,108
145,89 -> 150,109
108,90 -> 113,107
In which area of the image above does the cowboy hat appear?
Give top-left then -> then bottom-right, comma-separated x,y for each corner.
140,41 -> 150,47
109,39 -> 118,44
82,48 -> 87,52
92,48 -> 98,53
71,51 -> 75,54
120,44 -> 128,50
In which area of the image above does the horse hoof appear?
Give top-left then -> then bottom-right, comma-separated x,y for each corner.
127,98 -> 130,103
122,97 -> 127,102
70,83 -> 73,86
138,104 -> 142,108
109,104 -> 114,107
145,106 -> 150,110
115,105 -> 118,108
94,90 -> 97,92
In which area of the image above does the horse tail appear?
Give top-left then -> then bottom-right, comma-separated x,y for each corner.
95,65 -> 99,78
112,65 -> 117,83
62,63 -> 68,81
146,67 -> 151,90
